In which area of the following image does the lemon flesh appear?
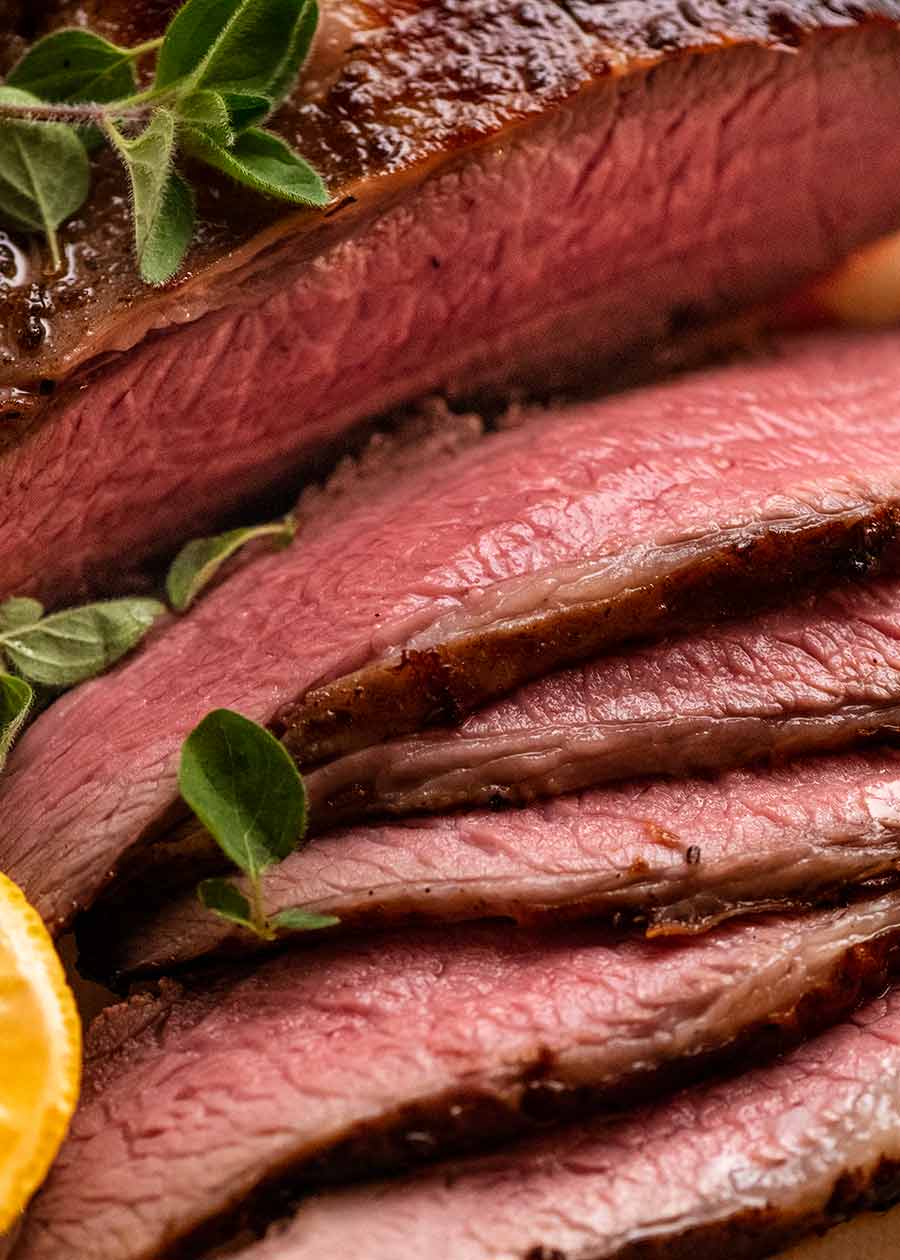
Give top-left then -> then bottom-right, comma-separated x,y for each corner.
0,873 -> 81,1234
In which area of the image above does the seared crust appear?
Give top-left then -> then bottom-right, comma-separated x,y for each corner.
1,0 -> 898,399
278,500 -> 900,766
155,923 -> 900,1258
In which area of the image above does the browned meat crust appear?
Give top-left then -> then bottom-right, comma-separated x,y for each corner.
165,919 -> 900,1258
277,501 -> 900,765
1,0 -> 897,403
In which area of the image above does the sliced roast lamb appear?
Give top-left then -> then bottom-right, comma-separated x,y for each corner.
93,747 -> 900,983
8,328 -> 900,935
94,569 -> 900,947
302,573 -> 900,826
232,988 -> 900,1260
2,3 -> 900,604
17,896 -> 900,1260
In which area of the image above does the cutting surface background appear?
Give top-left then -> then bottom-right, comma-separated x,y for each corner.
785,1209 -> 900,1257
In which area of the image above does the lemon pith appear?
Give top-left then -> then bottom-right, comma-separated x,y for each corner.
0,873 -> 81,1235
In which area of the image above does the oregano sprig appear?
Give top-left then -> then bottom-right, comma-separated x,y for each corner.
0,593 -> 165,764
166,513 -> 296,611
180,709 -> 338,939
0,0 -> 328,284
0,674 -> 33,772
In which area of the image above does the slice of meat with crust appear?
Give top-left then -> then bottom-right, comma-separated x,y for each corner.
18,895 -> 900,1260
1,4 -> 900,604
7,328 -> 900,937
301,574 -> 900,827
90,747 -> 900,983
230,987 -> 900,1260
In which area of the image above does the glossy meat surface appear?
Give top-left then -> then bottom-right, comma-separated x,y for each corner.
0,8 -> 899,606
99,747 -> 900,980
6,329 -> 900,934
18,896 -> 900,1260
235,988 -> 900,1260
304,575 -> 900,826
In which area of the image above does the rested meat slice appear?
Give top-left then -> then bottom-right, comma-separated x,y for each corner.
92,748 -> 900,983
2,4 -> 900,604
303,574 -> 900,826
17,896 -> 900,1260
232,989 -> 900,1260
8,328 -> 900,936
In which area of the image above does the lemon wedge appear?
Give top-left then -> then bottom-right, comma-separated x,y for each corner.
0,873 -> 81,1235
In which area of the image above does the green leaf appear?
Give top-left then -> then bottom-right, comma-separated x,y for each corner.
267,0 -> 318,107
184,126 -> 327,206
197,877 -> 258,931
107,111 -> 194,285
0,597 -> 165,687
179,709 -> 307,880
0,674 -> 33,771
0,87 -> 89,268
0,597 -> 44,634
6,28 -> 138,104
166,515 -> 296,612
177,89 -> 234,147
154,0 -> 247,88
270,906 -> 339,933
156,0 -> 309,96
198,0 -> 310,95
138,167 -> 195,285
221,91 -> 273,133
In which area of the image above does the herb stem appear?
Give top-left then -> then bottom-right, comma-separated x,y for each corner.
127,36 -> 165,60
248,876 -> 272,938
45,227 -> 61,272
116,83 -> 178,110
0,100 -> 150,125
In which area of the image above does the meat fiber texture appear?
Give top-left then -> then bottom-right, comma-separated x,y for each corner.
7,328 -> 900,936
1,6 -> 900,605
304,574 -> 900,826
100,747 -> 900,981
231,989 -> 900,1260
17,895 -> 900,1260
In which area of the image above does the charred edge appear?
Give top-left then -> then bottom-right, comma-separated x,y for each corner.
605,1158 -> 900,1260
162,927 -> 900,1260
79,856 -> 900,991
276,502 -> 900,768
311,702 -> 900,830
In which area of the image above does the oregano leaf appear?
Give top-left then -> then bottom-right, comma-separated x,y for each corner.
166,515 -> 296,612
184,126 -> 327,206
7,28 -> 138,104
0,0 -> 327,286
0,674 -> 33,771
267,0 -> 318,107
196,0 -> 310,95
197,877 -> 258,931
107,110 -> 194,285
177,89 -> 234,147
0,597 -> 44,634
154,0 -> 248,89
269,907 -> 340,933
221,90 -> 273,133
0,597 -> 165,687
138,167 -> 195,285
0,87 -> 89,268
179,709 -> 308,881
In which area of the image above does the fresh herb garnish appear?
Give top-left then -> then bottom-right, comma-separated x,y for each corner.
0,87 -> 90,270
0,0 -> 327,283
166,513 -> 296,611
0,674 -> 33,771
180,710 -> 335,937
0,594 -> 165,763
181,708 -> 337,938
0,596 -> 166,688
